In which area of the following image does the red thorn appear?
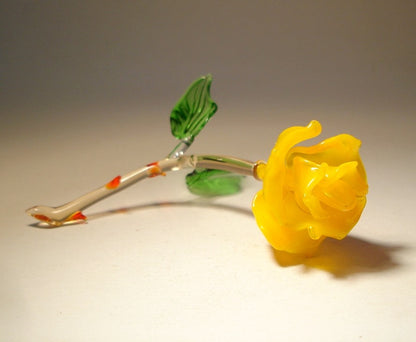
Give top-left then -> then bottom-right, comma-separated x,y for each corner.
66,211 -> 87,222
33,214 -> 52,223
106,175 -> 121,189
146,162 -> 166,178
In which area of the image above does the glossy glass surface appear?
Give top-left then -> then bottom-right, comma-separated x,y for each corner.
252,120 -> 368,255
170,74 -> 217,143
186,169 -> 244,196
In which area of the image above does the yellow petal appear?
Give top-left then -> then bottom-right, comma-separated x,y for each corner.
251,120 -> 368,255
291,156 -> 328,219
252,191 -> 324,255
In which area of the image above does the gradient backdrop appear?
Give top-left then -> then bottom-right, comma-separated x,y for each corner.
1,1 -> 415,341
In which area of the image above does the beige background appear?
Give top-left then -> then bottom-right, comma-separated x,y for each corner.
1,1 -> 415,341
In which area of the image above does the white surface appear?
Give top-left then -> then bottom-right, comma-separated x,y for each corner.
1,104 -> 415,341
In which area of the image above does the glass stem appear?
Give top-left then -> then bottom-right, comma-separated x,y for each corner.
194,155 -> 255,176
167,138 -> 192,158
26,155 -> 258,226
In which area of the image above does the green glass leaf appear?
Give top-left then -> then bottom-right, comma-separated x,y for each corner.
170,75 -> 218,142
186,169 -> 244,197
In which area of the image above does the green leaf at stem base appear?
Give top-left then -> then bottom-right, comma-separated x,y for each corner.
186,169 -> 244,197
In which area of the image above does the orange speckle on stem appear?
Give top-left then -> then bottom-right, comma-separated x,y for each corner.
66,211 -> 87,222
147,162 -> 166,178
106,175 -> 121,189
33,214 -> 52,223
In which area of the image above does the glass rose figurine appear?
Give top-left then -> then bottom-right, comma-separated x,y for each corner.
253,120 -> 368,255
26,75 -> 368,256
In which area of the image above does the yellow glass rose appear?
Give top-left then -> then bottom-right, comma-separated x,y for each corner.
252,120 -> 368,255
